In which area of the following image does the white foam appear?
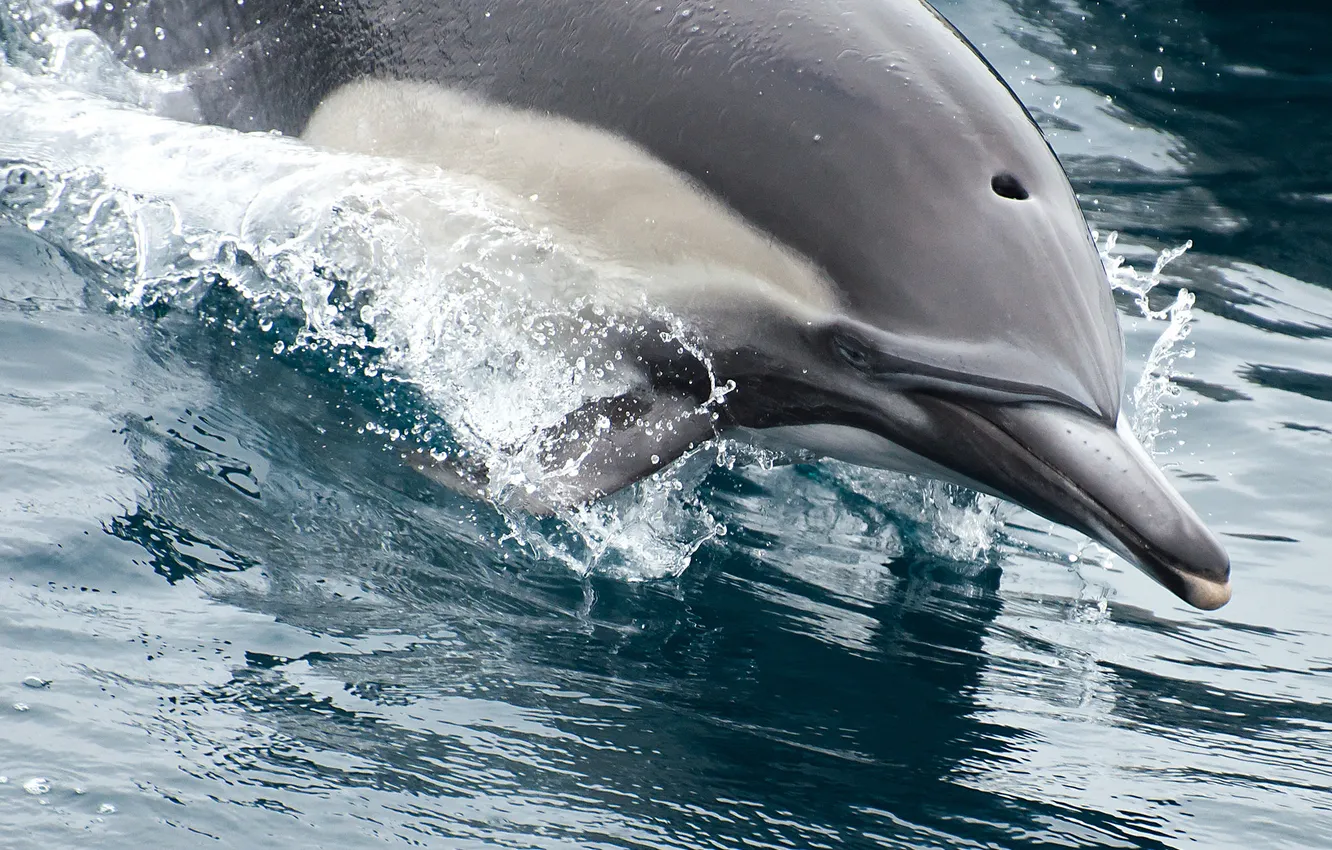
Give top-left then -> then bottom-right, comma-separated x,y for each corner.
1098,231 -> 1197,454
0,49 -> 734,578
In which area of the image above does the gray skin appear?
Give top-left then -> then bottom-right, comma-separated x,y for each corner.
72,0 -> 1231,608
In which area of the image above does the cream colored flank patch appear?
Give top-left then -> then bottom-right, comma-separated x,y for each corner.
302,78 -> 836,310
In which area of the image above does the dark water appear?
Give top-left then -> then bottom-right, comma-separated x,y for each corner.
2,1 -> 1331,848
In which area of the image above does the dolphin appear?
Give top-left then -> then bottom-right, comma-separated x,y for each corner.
68,0 -> 1231,608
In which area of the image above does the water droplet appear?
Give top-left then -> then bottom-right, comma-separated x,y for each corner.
1053,95 -> 1062,109
154,26 -> 165,40
21,676 -> 50,689
812,133 -> 822,142
12,703 -> 29,712
23,778 -> 50,795
98,803 -> 117,814
651,455 -> 661,464
1153,65 -> 1164,83
132,45 -> 146,59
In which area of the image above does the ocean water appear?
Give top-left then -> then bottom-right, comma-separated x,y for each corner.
1,0 -> 1330,847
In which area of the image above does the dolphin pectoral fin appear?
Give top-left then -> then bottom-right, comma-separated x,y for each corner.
410,392 -> 715,513
911,398 -> 1231,609
526,391 -> 716,511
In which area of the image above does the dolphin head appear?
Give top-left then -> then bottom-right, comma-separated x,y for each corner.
675,2 -> 1231,609
705,126 -> 1232,608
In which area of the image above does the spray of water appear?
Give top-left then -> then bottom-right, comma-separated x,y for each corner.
1099,230 -> 1197,454
2,8 -> 732,580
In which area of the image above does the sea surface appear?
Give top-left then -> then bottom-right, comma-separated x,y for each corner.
1,1 -> 1330,847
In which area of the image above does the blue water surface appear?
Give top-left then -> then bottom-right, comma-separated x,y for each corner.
2,1 -> 1330,848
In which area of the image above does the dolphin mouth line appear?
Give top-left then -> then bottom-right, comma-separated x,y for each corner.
938,398 -> 1233,610
834,320 -> 1111,415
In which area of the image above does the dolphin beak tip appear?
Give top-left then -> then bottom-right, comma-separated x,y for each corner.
933,399 -> 1234,612
1172,569 -> 1232,610
1148,536 -> 1231,610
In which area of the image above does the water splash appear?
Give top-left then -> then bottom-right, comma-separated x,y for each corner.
1099,231 -> 1197,454
840,471 -> 1005,566
1,35 -> 731,580
2,0 -> 195,114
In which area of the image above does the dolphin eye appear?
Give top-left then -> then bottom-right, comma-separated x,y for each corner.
991,173 -> 1030,200
832,333 -> 875,371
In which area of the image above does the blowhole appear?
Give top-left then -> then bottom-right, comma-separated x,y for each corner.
991,173 -> 1029,200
